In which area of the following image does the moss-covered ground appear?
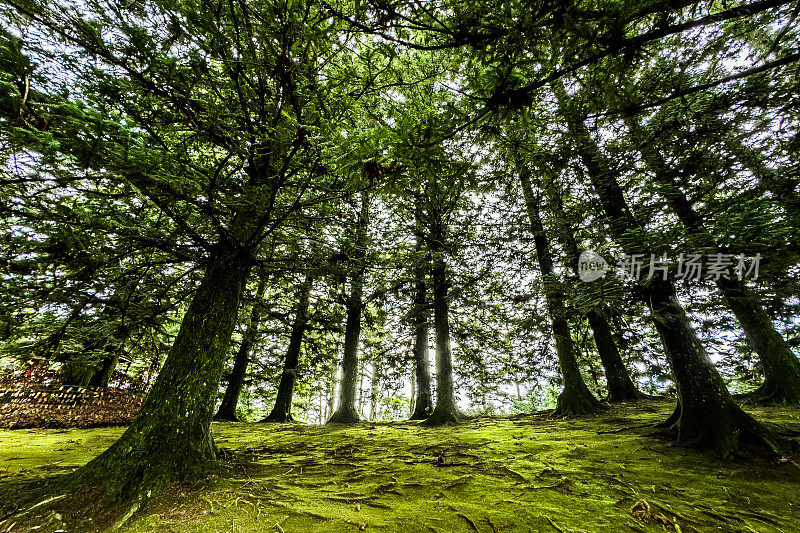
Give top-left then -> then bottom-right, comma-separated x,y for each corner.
1,400 -> 799,532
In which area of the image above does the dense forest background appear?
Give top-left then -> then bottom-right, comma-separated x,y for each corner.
1,0 -> 799,505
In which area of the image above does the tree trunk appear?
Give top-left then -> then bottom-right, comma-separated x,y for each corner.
629,125 -> 800,405
410,237 -> 433,419
328,193 -> 369,424
326,361 -> 337,419
546,181 -> 644,402
647,278 -> 781,455
71,239 -> 252,498
421,204 -> 467,426
518,167 -> 604,417
585,310 -> 643,401
215,276 -> 269,421
555,81 -> 781,454
87,344 -> 121,389
263,276 -> 312,422
369,360 -> 381,421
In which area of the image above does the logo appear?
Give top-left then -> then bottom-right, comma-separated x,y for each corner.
578,250 -> 608,282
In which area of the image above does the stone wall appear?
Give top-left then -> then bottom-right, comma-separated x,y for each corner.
0,386 -> 143,429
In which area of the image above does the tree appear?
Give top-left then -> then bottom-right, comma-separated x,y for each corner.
4,0 -> 350,498
409,214 -> 433,420
328,192 -> 370,424
511,139 -> 605,417
552,80 -> 782,455
263,274 -> 313,422
215,275 -> 269,421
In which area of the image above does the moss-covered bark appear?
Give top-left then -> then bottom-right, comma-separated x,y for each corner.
263,277 -> 312,423
421,248 -> 466,426
421,199 -> 468,426
69,239 -> 252,499
647,280 -> 782,456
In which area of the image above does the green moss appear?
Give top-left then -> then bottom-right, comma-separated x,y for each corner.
2,401 -> 799,532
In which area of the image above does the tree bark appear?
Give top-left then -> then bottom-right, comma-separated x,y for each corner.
630,126 -> 800,405
421,202 -> 467,425
215,276 -> 269,421
518,166 -> 604,417
263,275 -> 313,422
555,81 -> 781,454
71,238 -> 252,498
328,193 -> 369,424
410,223 -> 433,419
546,182 -> 645,401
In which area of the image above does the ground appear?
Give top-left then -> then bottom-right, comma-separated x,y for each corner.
1,400 -> 799,532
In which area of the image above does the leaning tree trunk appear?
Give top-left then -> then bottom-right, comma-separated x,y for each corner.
546,182 -> 644,401
328,193 -> 369,424
647,279 -> 782,455
263,276 -> 313,422
629,127 -> 800,405
422,203 -> 467,426
215,276 -> 269,421
410,224 -> 433,420
518,167 -> 604,417
556,81 -> 781,454
70,238 -> 252,498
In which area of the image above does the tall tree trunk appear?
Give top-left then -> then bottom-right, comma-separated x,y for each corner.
369,360 -> 381,421
555,81 -> 780,455
422,204 -> 466,425
410,223 -> 433,419
328,193 -> 369,424
326,361 -> 337,419
263,276 -> 313,422
518,166 -> 604,417
546,181 -> 644,402
630,124 -> 800,405
71,239 -> 252,498
215,276 -> 269,421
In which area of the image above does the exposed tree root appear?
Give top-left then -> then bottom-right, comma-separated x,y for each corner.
551,387 -> 606,418
420,407 -> 469,427
260,411 -> 295,423
744,379 -> 800,406
327,406 -> 361,424
659,401 -> 790,458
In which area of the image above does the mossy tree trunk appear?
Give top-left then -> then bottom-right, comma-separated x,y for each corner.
422,201 -> 466,426
630,127 -> 800,405
328,193 -> 369,424
215,275 -> 269,421
263,275 -> 313,422
556,82 -> 780,454
518,167 -> 604,417
410,217 -> 433,420
71,238 -> 252,498
647,279 -> 781,455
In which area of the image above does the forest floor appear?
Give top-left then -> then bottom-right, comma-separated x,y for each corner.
0,399 -> 799,532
